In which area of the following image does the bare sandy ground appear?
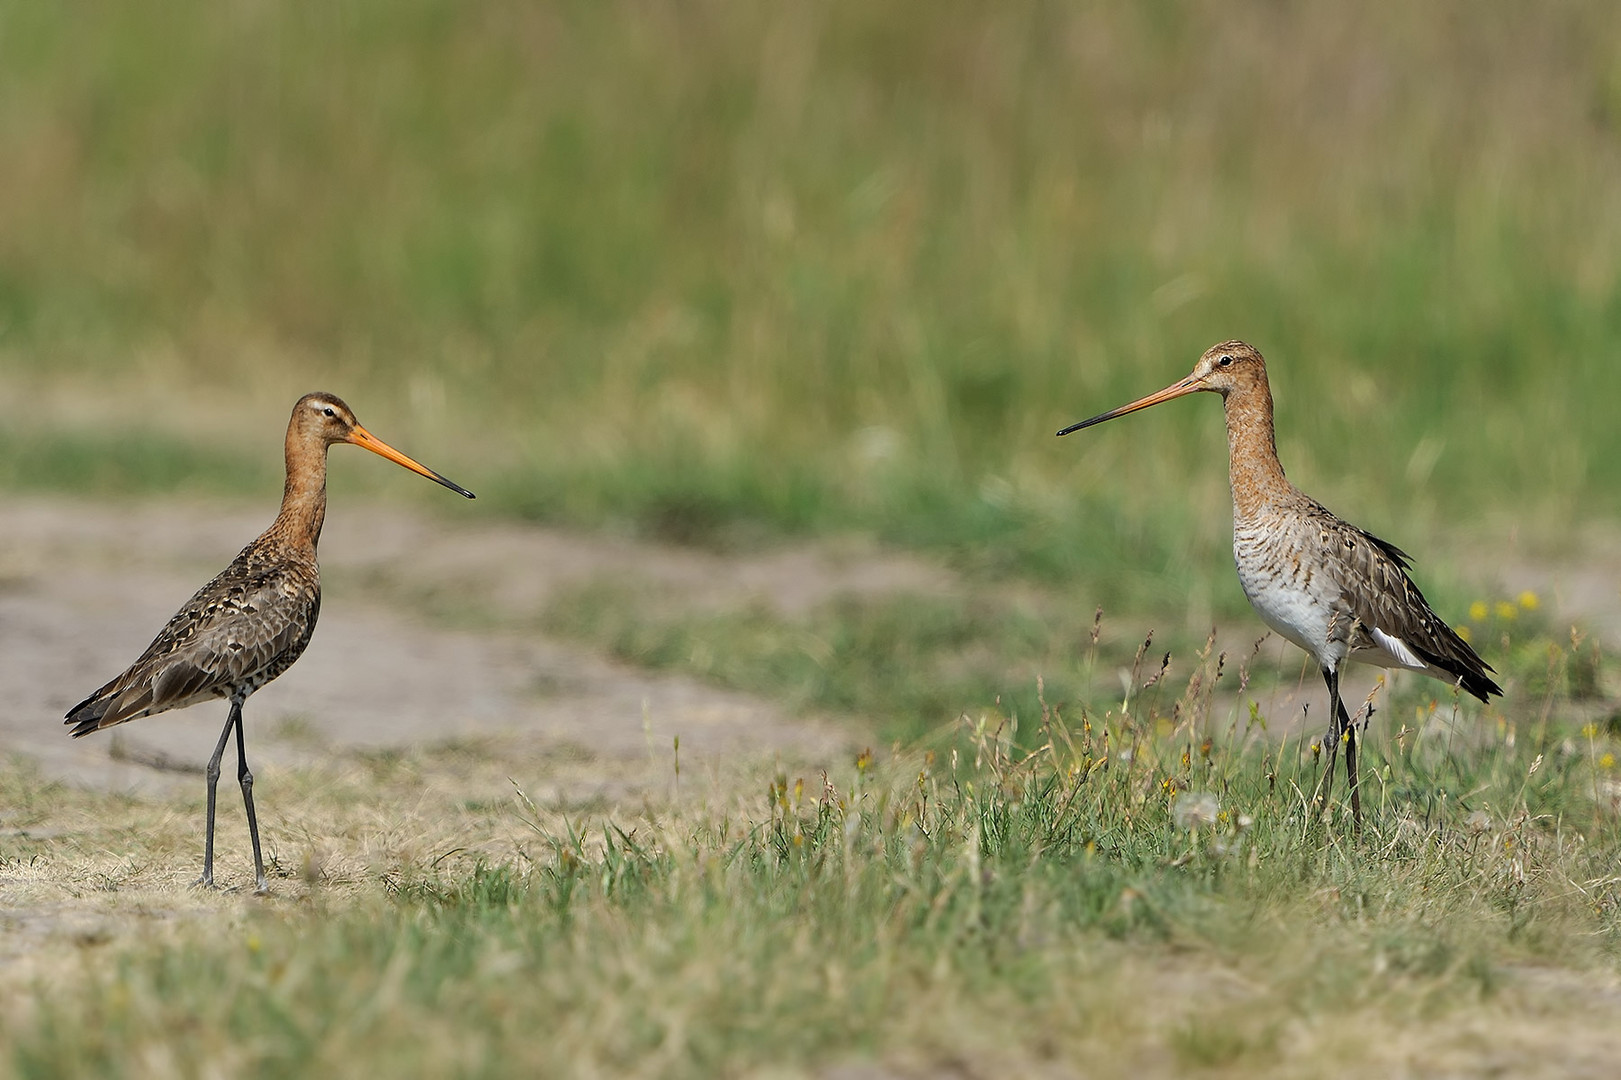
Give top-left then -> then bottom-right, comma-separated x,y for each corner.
0,494 -> 953,796
3,492 -> 1613,796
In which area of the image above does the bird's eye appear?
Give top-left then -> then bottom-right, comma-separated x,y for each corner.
1219,356 -> 1233,366
323,407 -> 336,418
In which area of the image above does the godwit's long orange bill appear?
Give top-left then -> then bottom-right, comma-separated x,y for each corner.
1056,374 -> 1202,436
346,425 -> 476,499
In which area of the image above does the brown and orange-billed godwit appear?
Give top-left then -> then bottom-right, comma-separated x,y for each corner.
1058,341 -> 1500,825
66,393 -> 474,891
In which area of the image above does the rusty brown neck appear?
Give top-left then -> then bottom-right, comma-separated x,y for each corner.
269,429 -> 329,553
1220,375 -> 1294,522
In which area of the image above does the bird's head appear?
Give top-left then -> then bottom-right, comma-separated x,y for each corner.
1057,340 -> 1268,436
289,392 -> 475,499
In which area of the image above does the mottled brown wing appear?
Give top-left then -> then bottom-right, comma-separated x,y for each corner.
67,551 -> 320,735
1332,518 -> 1501,701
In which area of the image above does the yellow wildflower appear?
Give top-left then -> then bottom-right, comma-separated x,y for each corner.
1469,601 -> 1489,622
1518,590 -> 1540,611
1455,625 -> 1472,643
1494,601 -> 1518,621
1600,753 -> 1615,770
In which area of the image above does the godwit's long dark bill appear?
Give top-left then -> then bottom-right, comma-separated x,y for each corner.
1056,376 -> 1201,436
347,425 -> 476,499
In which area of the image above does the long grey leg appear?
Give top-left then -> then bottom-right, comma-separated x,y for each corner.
196,702 -> 239,888
1332,671 -> 1362,832
1313,667 -> 1344,818
234,702 -> 268,894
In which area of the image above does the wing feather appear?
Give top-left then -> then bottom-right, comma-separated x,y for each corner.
67,542 -> 320,736
1326,516 -> 1501,702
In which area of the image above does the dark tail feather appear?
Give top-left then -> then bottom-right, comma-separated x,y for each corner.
1456,666 -> 1504,704
65,695 -> 111,738
1412,641 -> 1503,704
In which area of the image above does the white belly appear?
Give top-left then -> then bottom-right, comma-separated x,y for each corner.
1239,566 -> 1338,661
1233,526 -> 1345,671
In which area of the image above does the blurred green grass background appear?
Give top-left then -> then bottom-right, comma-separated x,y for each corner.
2,0 -> 1619,616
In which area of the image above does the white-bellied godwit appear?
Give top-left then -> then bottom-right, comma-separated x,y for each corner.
1058,341 -> 1500,826
66,393 -> 474,891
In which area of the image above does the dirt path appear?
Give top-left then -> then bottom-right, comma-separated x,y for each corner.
3,494 -> 1613,796
0,494 -> 941,796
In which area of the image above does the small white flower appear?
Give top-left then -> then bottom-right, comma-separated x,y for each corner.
1173,791 -> 1220,831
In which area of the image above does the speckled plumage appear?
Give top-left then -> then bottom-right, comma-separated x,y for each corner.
65,536 -> 322,736
66,392 -> 474,890
1232,501 -> 1498,700
1060,341 -> 1500,826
